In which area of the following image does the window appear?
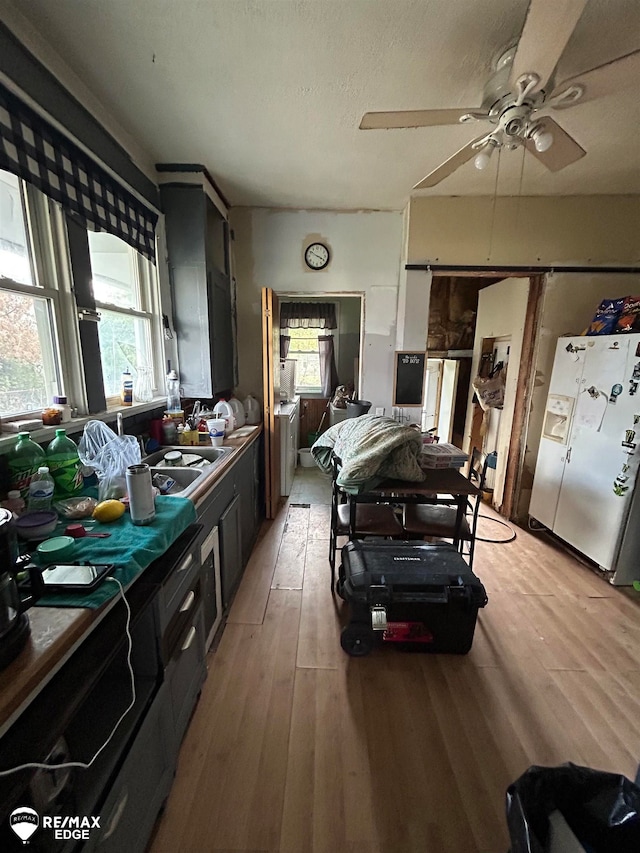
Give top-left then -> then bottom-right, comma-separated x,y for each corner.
0,170 -> 63,417
88,231 -> 160,401
0,166 -> 164,420
287,328 -> 322,392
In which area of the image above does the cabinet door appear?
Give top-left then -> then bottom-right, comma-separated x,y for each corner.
234,446 -> 257,565
209,268 -> 234,393
83,684 -> 174,853
162,183 -> 235,397
219,493 -> 242,609
167,603 -> 206,749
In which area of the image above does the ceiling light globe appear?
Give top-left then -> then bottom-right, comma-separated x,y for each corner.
534,131 -> 553,152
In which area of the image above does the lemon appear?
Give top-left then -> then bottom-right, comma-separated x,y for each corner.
92,499 -> 126,523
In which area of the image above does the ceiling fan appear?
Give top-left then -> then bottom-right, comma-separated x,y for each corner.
359,0 -> 640,189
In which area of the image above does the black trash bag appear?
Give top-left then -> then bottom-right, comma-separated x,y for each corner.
506,762 -> 640,853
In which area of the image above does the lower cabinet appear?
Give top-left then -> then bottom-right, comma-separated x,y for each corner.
197,434 -> 263,626
83,684 -> 175,853
165,603 -> 206,749
219,493 -> 242,609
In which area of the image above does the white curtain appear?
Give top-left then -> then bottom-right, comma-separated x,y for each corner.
318,335 -> 338,397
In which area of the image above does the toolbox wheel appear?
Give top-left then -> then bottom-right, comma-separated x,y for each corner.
336,576 -> 346,600
340,624 -> 374,656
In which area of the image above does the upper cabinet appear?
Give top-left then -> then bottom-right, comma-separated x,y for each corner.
161,182 -> 234,397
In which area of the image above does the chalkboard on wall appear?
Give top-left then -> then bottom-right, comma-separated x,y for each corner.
393,351 -> 426,406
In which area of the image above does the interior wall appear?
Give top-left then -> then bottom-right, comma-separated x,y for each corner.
408,196 -> 640,266
230,207 -> 404,412
465,277 -> 530,507
518,271 -> 640,519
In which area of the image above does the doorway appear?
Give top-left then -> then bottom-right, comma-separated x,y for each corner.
427,273 -> 544,519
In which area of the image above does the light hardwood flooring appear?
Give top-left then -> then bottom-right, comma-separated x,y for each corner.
150,467 -> 640,853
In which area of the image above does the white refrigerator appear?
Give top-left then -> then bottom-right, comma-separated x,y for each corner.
529,333 -> 640,585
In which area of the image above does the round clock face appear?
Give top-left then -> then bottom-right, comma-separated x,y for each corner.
305,242 -> 330,270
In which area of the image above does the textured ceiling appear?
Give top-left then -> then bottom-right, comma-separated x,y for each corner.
3,0 -> 640,209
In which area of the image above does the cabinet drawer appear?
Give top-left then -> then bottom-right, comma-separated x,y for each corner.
157,543 -> 201,635
166,602 -> 206,748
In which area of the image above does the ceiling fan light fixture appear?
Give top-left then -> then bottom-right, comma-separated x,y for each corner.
532,126 -> 554,152
474,146 -> 494,170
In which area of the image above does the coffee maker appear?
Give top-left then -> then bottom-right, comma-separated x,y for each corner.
0,508 -> 31,669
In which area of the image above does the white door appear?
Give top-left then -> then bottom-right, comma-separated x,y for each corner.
437,359 -> 459,443
553,337 -> 631,568
529,336 -> 587,528
422,359 -> 441,432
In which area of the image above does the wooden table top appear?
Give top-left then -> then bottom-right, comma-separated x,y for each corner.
373,467 -> 480,497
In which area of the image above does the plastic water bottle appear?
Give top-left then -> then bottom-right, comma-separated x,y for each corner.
46,429 -> 83,497
27,466 -> 55,511
166,369 -> 181,412
8,432 -> 46,499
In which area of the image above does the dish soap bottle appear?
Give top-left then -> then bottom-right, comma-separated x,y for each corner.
46,429 -> 83,497
8,432 -> 46,499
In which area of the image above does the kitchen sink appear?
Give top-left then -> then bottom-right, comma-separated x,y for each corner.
144,446 -> 234,499
143,445 -> 233,467
149,466 -> 204,497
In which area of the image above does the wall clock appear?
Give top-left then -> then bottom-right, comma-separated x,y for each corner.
304,242 -> 330,270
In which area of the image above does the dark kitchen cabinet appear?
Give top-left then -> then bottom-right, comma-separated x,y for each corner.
196,435 -> 263,628
161,183 -> 234,397
219,493 -> 242,609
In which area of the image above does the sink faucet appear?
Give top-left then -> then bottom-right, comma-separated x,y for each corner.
117,412 -> 124,437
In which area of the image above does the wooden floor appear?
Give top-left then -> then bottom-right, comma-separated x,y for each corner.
150,467 -> 640,853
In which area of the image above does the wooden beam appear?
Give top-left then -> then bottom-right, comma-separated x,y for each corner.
500,274 -> 546,520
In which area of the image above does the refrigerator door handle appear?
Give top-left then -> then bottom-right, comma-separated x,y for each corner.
567,446 -> 572,463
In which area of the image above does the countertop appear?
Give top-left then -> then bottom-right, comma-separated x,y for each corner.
275,398 -> 299,418
0,424 -> 262,737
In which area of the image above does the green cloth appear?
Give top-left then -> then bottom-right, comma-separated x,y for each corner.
35,496 -> 197,608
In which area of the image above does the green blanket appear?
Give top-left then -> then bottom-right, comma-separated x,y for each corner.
311,414 -> 425,492
35,496 -> 197,608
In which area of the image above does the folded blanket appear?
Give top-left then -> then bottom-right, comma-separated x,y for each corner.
311,414 -> 425,492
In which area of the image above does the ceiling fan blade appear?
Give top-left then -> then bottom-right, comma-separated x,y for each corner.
413,136 -> 487,189
509,0 -> 588,91
551,49 -> 640,107
524,118 -> 586,171
359,109 -> 486,130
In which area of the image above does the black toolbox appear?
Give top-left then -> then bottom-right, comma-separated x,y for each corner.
338,539 -> 488,656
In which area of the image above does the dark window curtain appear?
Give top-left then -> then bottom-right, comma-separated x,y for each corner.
280,301 -> 337,329
0,82 -> 157,262
318,335 -> 338,397
280,334 -> 290,359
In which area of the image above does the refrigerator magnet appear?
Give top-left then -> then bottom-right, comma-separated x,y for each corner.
629,381 -> 638,396
609,383 -> 623,403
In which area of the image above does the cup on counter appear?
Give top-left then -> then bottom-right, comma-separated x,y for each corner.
206,418 -> 226,436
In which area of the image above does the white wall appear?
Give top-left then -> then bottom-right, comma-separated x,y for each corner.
465,277 -> 530,507
230,207 -> 407,412
519,271 -> 640,517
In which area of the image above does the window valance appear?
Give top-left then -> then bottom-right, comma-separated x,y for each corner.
0,83 -> 158,262
280,301 -> 337,329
